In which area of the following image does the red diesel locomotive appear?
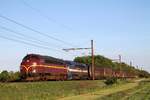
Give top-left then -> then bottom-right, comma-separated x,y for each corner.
20,54 -> 136,81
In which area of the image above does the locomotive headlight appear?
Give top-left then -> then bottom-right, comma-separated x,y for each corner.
32,69 -> 36,73
32,62 -> 37,67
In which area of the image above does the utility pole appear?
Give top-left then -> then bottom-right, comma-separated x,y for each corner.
111,55 -> 122,77
91,40 -> 95,80
119,55 -> 121,64
111,55 -> 122,63
136,65 -> 138,69
62,40 -> 95,80
130,61 -> 132,67
119,55 -> 122,76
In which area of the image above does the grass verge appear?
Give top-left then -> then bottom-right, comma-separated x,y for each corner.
97,79 -> 150,100
60,79 -> 137,100
0,80 -> 105,100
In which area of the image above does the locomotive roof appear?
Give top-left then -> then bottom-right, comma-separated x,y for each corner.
26,54 -> 65,63
26,54 -> 87,66
65,60 -> 87,66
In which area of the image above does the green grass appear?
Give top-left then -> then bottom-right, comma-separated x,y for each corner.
0,80 -> 105,100
97,79 -> 150,100
61,80 -> 138,100
0,79 -> 149,100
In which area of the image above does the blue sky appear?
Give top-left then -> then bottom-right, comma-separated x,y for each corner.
0,0 -> 150,72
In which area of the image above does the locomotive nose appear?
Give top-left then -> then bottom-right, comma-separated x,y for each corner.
20,60 -> 32,74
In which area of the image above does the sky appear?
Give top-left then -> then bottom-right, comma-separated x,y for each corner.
0,0 -> 150,72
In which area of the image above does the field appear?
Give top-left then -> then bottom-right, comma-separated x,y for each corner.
0,80 -> 106,100
0,79 -> 150,100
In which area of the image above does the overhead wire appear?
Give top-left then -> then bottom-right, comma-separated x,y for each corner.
0,0 -> 83,57
21,0 -> 73,31
21,0 -> 80,47
0,14 -> 76,47
0,34 -> 57,51
0,27 -> 78,57
0,27 -> 77,57
0,34 -> 78,58
0,14 -> 80,58
0,25 -> 63,48
0,32 -> 77,56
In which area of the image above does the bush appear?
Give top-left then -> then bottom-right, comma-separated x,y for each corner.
9,71 -> 21,82
105,77 -> 117,85
0,70 -> 10,82
138,70 -> 150,78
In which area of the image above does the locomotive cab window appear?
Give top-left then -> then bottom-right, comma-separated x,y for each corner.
22,55 -> 30,62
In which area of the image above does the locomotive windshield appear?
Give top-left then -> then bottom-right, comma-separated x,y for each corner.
23,55 -> 30,61
22,55 -> 39,61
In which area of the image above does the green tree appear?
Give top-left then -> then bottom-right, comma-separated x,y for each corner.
74,55 -> 114,68
0,70 -> 10,82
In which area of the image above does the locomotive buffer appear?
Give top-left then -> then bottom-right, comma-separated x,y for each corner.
62,40 -> 95,80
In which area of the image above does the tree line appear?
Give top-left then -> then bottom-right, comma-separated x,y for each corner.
0,70 -> 20,82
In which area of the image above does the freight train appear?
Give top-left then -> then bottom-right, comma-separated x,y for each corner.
20,54 -> 136,81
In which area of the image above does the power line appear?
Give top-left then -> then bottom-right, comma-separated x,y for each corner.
0,31 -> 77,57
0,34 -> 58,51
21,0 -> 79,48
0,25 -> 63,48
0,14 -> 80,57
0,34 -> 78,57
0,25 -> 77,57
1,31 -> 54,49
0,26 -> 78,57
21,0 -> 73,31
0,14 -> 75,47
